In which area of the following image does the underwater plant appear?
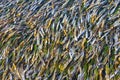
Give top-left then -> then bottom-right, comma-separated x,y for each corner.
0,0 -> 120,80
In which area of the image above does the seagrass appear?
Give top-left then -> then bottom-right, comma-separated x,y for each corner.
0,0 -> 120,80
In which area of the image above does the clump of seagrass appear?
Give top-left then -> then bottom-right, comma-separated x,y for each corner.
0,0 -> 120,80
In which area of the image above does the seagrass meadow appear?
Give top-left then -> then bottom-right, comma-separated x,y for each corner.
0,0 -> 120,80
